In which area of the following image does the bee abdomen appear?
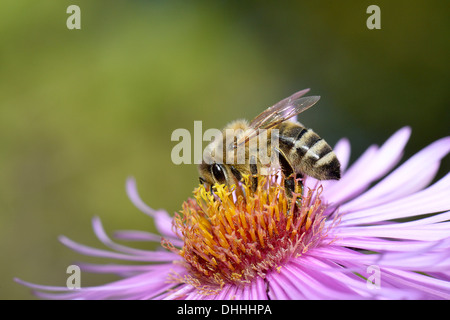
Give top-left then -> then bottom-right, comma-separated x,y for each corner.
277,124 -> 340,180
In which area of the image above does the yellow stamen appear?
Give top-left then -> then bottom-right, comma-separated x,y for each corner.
167,174 -> 330,293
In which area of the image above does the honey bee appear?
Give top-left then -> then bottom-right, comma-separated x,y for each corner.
198,89 -> 340,197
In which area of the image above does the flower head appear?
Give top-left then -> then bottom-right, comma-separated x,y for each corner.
166,175 -> 335,294
16,127 -> 450,299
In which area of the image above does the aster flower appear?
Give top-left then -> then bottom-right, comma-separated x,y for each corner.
16,127 -> 450,299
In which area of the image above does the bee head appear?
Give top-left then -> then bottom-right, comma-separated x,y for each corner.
198,162 -> 228,187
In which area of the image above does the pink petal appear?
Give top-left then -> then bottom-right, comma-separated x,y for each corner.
266,274 -> 290,299
126,177 -> 177,239
252,276 -> 268,300
333,237 -> 447,253
163,284 -> 195,300
114,230 -> 184,247
267,269 -> 305,299
382,268 -> 450,299
220,284 -> 239,300
324,127 -> 411,206
335,223 -> 450,241
92,216 -> 170,256
333,138 -> 351,173
287,260 -> 368,299
77,262 -> 170,275
340,173 -> 450,226
113,230 -> 165,242
341,136 -> 450,212
214,284 -> 234,300
59,235 -> 179,262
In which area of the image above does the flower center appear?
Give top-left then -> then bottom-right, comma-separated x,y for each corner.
165,175 -> 329,294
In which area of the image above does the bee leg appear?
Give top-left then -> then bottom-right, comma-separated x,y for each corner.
294,173 -> 304,207
250,156 -> 258,192
274,148 -> 295,196
274,148 -> 303,210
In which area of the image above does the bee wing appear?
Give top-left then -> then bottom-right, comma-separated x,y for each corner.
249,88 -> 311,129
235,90 -> 320,147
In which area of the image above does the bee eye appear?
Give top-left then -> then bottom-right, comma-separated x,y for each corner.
211,164 -> 226,184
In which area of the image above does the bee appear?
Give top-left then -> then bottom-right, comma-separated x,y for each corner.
198,89 -> 340,197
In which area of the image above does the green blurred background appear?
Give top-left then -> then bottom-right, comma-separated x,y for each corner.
1,1 -> 448,299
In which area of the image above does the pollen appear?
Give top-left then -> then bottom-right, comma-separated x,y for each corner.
165,174 -> 330,294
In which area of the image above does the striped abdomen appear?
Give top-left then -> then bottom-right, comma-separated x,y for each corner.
274,122 -> 340,180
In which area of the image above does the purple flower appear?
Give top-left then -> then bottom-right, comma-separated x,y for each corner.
16,127 -> 450,299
